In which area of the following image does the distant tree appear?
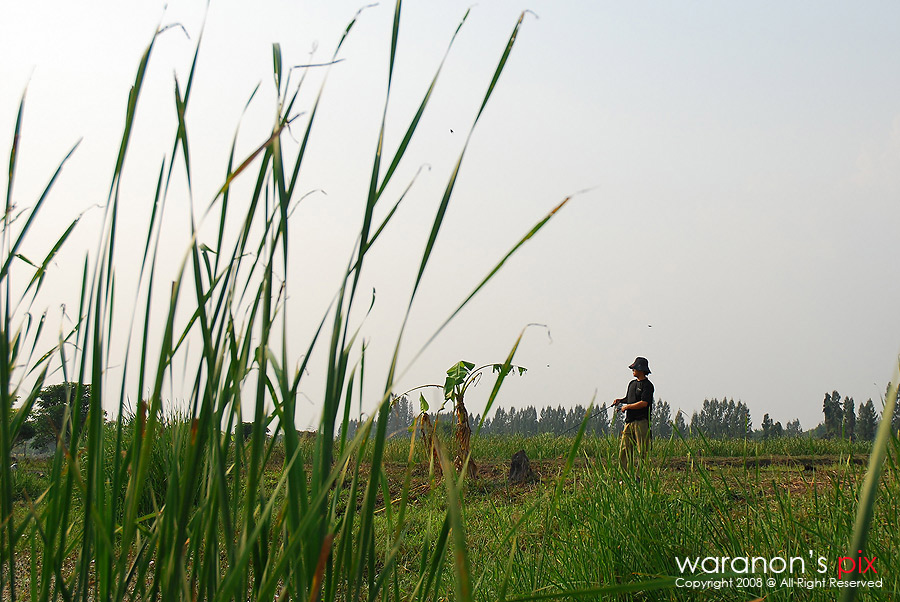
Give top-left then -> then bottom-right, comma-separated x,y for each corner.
539,406 -> 551,433
772,421 -> 783,438
761,413 -> 774,440
611,406 -> 624,436
9,407 -> 36,453
808,422 -> 828,439
887,383 -> 900,435
16,420 -> 36,445
492,407 -> 509,435
386,394 -> 414,437
512,406 -> 525,434
563,406 -> 580,433
842,397 -> 856,441
506,406 -> 518,434
737,401 -> 753,438
339,417 -> 360,440
652,399 -> 672,438
539,406 -> 554,434
893,402 -> 900,435
673,410 -> 686,436
595,404 -> 609,436
690,398 -> 751,438
566,405 -> 584,435
689,407 -> 704,436
689,407 -> 703,435
238,421 -> 271,441
32,382 -> 95,448
512,406 -> 522,435
551,405 -> 567,434
857,399 -> 878,441
556,405 -> 571,433
784,418 -> 803,438
822,391 -> 842,439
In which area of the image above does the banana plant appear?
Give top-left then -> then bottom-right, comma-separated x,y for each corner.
402,360 -> 526,479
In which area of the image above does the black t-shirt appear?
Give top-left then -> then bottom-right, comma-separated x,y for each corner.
624,378 -> 653,423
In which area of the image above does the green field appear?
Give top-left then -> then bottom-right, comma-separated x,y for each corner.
7,432 -> 898,600
350,434 -> 898,601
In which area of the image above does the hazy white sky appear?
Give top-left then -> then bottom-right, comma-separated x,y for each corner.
2,1 -> 899,430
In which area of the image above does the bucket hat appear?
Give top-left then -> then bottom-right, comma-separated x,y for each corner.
629,357 -> 651,375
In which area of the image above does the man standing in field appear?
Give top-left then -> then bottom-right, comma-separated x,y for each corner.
612,357 -> 654,473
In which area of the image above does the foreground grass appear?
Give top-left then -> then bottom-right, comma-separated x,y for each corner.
10,433 -> 898,600
366,434 -> 898,601
0,5 -> 579,600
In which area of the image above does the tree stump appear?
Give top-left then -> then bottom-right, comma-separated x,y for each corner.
508,449 -> 537,485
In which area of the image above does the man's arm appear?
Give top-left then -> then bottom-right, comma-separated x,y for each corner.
622,400 -> 648,411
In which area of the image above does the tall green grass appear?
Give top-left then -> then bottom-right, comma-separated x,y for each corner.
0,4 -> 580,601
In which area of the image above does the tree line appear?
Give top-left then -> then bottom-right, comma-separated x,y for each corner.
12,382 -> 900,451
816,386 -> 900,441
344,389 -> 900,442
341,395 -> 678,439
343,396 -> 796,440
